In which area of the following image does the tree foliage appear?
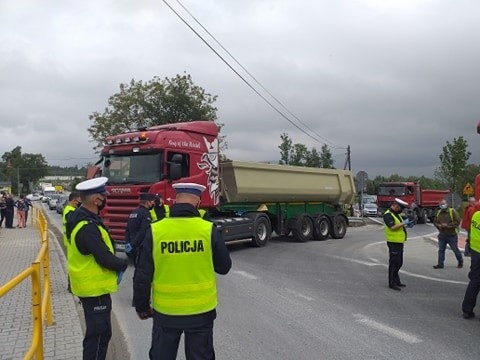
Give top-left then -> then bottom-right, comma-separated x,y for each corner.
278,133 -> 335,168
0,146 -> 49,194
88,74 -> 221,150
435,136 -> 471,193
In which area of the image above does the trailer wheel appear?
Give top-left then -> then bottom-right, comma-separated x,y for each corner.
291,214 -> 314,242
330,214 -> 347,239
313,215 -> 331,240
251,215 -> 271,247
416,208 -> 426,224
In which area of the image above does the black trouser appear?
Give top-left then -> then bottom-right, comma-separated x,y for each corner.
387,242 -> 404,286
463,250 -> 480,314
80,294 -> 112,360
150,319 -> 215,360
5,209 -> 14,228
0,208 -> 6,226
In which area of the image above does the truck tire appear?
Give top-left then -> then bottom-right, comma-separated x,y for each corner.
330,214 -> 347,239
416,208 -> 426,224
251,215 -> 271,247
313,215 -> 331,240
290,214 -> 314,242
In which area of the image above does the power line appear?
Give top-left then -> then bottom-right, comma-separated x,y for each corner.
162,0 -> 345,149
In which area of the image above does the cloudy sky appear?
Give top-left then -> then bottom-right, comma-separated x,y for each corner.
1,0 -> 480,179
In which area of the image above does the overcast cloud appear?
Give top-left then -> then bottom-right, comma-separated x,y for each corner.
1,0 -> 480,179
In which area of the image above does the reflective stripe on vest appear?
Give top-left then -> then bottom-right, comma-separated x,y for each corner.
150,205 -> 170,222
470,211 -> 480,253
384,209 -> 406,243
62,204 -> 76,247
68,220 -> 117,297
151,217 -> 216,315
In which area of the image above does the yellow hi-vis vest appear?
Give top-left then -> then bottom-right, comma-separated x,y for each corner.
150,205 -> 170,222
68,220 -> 118,297
151,217 -> 216,315
62,204 -> 76,247
384,209 -> 407,243
470,211 -> 480,253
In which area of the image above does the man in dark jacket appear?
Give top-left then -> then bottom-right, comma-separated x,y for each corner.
433,199 -> 463,269
133,182 -> 231,360
124,193 -> 156,264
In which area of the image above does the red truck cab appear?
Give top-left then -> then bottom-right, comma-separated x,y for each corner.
94,121 -> 220,248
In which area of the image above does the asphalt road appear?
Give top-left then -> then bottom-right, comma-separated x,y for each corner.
43,205 -> 480,360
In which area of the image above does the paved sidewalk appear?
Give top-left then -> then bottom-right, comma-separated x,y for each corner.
0,218 -> 83,359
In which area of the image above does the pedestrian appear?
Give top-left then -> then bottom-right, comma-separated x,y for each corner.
383,198 -> 414,291
461,197 -> 476,257
0,191 -> 6,227
462,203 -> 480,319
62,191 -> 81,293
66,177 -> 128,360
150,193 -> 170,223
433,199 -> 463,269
14,194 -> 26,228
133,182 -> 232,360
124,193 -> 156,263
24,195 -> 32,226
4,192 -> 14,228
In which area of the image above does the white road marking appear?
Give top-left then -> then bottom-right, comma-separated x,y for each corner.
233,270 -> 259,280
353,314 -> 423,344
284,288 -> 315,301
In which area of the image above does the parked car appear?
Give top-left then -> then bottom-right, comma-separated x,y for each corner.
26,193 -> 42,201
56,195 -> 68,214
362,202 -> 379,217
48,194 -> 61,210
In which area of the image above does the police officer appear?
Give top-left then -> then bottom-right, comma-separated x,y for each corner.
62,191 -> 81,247
383,198 -> 414,291
150,194 -> 170,223
67,177 -> 128,360
62,191 -> 81,293
133,182 -> 232,360
462,203 -> 480,319
124,193 -> 156,263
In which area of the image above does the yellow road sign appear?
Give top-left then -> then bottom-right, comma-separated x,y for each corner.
463,183 -> 474,196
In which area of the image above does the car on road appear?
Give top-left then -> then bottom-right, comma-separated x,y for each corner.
48,194 -> 61,210
26,193 -> 42,201
362,203 -> 379,217
56,195 -> 68,214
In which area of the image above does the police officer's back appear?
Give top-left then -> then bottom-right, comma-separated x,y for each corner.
133,182 -> 231,360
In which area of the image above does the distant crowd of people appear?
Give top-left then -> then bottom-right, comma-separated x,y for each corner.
0,191 -> 32,229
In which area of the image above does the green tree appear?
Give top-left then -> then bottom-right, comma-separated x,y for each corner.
435,136 -> 471,194
1,146 -> 48,195
278,133 -> 293,165
88,74 -> 221,150
320,144 -> 334,169
291,143 -> 308,166
305,147 -> 321,167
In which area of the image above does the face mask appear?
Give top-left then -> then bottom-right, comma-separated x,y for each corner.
76,201 -> 82,207
440,204 -> 447,210
97,197 -> 106,211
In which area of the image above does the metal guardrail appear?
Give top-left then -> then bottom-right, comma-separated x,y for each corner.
0,207 -> 54,360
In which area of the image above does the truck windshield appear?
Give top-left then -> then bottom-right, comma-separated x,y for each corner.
377,186 -> 406,196
103,153 -> 163,184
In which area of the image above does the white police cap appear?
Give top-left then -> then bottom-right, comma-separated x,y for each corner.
76,177 -> 109,195
172,182 -> 206,197
394,198 -> 408,208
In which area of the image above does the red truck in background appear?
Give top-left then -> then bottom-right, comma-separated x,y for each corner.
376,181 -> 450,223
